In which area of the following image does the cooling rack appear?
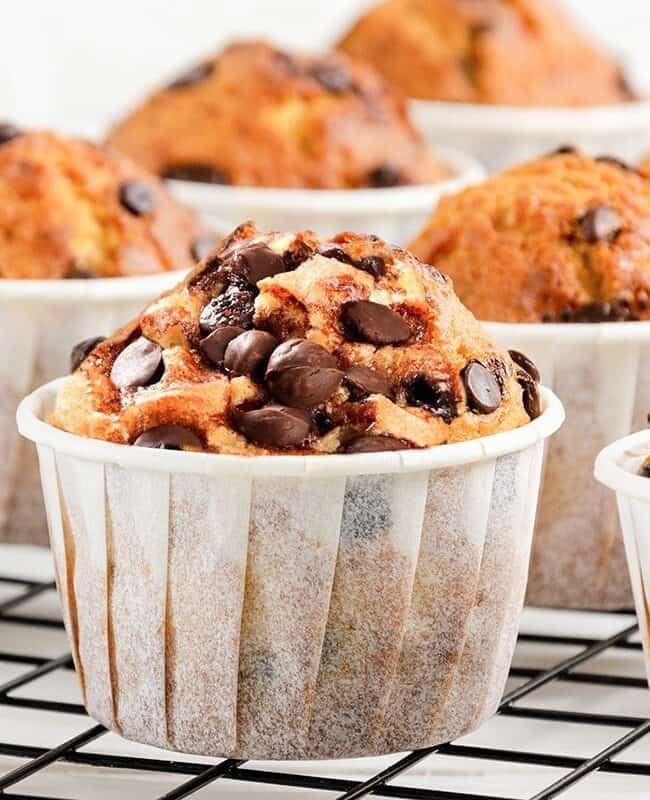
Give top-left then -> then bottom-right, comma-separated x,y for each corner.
1,556 -> 649,799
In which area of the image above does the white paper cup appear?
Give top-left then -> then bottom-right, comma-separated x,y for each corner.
595,430 -> 650,686
17,380 -> 562,760
0,272 -> 187,546
166,147 -> 485,245
411,100 -> 650,173
485,321 -> 650,610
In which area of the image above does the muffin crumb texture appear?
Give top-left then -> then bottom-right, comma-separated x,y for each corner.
338,0 -> 634,106
0,129 -> 202,279
52,222 -> 537,454
410,152 -> 650,323
107,40 -> 448,189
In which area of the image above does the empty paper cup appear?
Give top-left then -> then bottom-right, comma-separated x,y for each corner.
17,379 -> 562,760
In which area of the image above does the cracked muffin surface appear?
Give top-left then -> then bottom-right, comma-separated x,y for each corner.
107,40 -> 448,190
52,222 -> 537,454
338,0 -> 634,106
410,152 -> 650,323
0,128 -> 203,279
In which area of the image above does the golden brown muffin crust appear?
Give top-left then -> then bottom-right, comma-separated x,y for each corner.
0,129 -> 202,279
52,222 -> 537,454
107,40 -> 448,189
410,152 -> 650,322
338,0 -> 633,106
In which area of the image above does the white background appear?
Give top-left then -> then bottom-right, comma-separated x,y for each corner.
1,0 -> 650,134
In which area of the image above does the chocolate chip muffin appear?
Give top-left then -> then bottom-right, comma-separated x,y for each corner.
0,128 -> 204,279
338,0 -> 634,106
106,40 -> 448,190
51,222 -> 537,453
410,151 -> 650,323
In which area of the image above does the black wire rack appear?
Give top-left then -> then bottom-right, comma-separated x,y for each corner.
1,571 -> 649,800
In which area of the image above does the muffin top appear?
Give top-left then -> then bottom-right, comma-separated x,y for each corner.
107,40 -> 448,190
52,222 -> 537,455
0,128 -> 206,280
338,0 -> 633,106
410,151 -> 650,323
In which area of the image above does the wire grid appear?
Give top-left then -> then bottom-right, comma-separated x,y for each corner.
0,573 -> 649,800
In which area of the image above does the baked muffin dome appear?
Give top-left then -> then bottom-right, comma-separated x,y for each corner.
338,0 -> 633,106
52,222 -> 537,454
107,40 -> 448,190
0,129 -> 204,280
410,152 -> 650,323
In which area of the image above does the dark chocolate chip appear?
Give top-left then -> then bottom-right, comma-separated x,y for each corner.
0,123 -> 22,147
224,330 -> 279,379
312,408 -> 336,434
403,375 -> 458,423
167,61 -> 214,90
266,338 -> 338,374
309,62 -> 353,93
319,245 -> 355,265
191,235 -> 220,263
199,325 -> 245,368
119,181 -> 154,216
578,205 -> 622,243
344,435 -> 409,454
70,336 -> 105,373
517,369 -> 541,420
357,255 -> 386,279
134,425 -> 202,450
508,350 -> 540,383
343,365 -> 391,400
226,243 -> 286,285
162,163 -> 230,184
283,240 -> 314,271
111,337 -> 163,390
463,361 -> 502,414
199,280 -> 256,334
367,165 -> 404,188
548,145 -> 578,157
235,405 -> 312,448
342,300 -> 411,345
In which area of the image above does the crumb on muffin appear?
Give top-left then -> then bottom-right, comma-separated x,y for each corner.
52,222 -> 539,454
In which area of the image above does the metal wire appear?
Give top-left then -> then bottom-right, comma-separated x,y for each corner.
0,573 -> 648,800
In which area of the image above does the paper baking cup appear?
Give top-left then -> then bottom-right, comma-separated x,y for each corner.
0,272 -> 186,547
167,147 -> 484,245
17,380 -> 562,760
411,100 -> 650,173
485,321 -> 650,610
596,429 -> 650,685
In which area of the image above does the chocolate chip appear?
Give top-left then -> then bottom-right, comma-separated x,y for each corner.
188,255 -> 226,293
403,376 -> 457,423
111,337 -> 163,390
566,301 -> 633,323
344,435 -> 408,454
283,240 -> 314,271
65,266 -> 97,279
517,370 -> 541,420
309,62 -> 353,93
357,256 -> 386,279
343,365 -> 391,400
312,408 -> 336,434
367,165 -> 404,188
508,350 -> 540,383
578,206 -> 622,243
342,300 -> 411,345
167,61 -> 214,90
224,330 -> 279,379
191,235 -> 220,263
548,145 -> 578,157
235,405 -> 312,448
319,245 -> 355,265
266,339 -> 343,408
119,181 -> 154,216
162,163 -> 230,184
595,155 -> 634,172
199,280 -> 256,334
0,123 -> 22,147
134,425 -> 202,450
463,361 -> 501,414
226,243 -> 285,285
70,336 -> 105,372
199,325 -> 245,368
